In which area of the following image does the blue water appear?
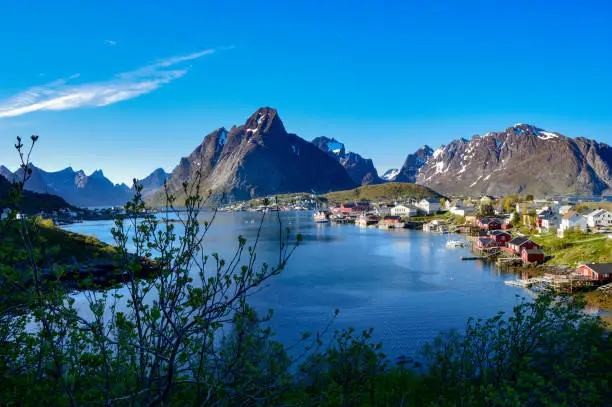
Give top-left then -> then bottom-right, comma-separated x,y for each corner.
63,212 -> 527,360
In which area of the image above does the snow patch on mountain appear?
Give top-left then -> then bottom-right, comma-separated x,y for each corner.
381,168 -> 399,181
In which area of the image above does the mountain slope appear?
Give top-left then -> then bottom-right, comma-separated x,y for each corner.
3,165 -> 133,207
402,124 -> 612,196
0,174 -> 74,214
394,146 -> 434,183
138,168 -> 169,198
311,137 -> 383,185
155,108 -> 356,204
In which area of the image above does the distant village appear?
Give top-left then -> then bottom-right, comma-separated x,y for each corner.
219,192 -> 612,290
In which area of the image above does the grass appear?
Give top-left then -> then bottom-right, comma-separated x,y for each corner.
529,230 -> 612,266
1,217 -> 116,264
322,182 -> 441,204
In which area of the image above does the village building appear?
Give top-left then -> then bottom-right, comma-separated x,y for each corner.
444,199 -> 462,210
585,209 -> 612,228
505,236 -> 541,255
558,211 -> 587,236
521,248 -> 545,264
475,237 -> 497,249
578,263 -> 612,281
477,218 -> 502,230
382,215 -> 402,226
375,205 -> 393,216
539,213 -> 562,232
390,205 -> 416,217
450,206 -> 475,217
488,230 -> 512,245
354,201 -> 372,212
418,198 -> 441,215
558,204 -> 574,215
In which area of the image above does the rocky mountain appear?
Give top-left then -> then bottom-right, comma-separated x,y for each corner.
137,168 -> 169,198
399,124 -> 612,196
381,168 -> 399,181
394,146 -> 434,183
311,137 -> 382,185
155,107 -> 356,204
1,165 -> 133,207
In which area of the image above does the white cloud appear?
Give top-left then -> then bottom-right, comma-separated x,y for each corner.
0,49 -> 215,118
104,40 -> 117,46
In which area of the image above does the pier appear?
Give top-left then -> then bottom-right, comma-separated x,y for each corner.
504,274 -> 597,292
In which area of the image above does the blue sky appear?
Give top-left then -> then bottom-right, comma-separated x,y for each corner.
1,0 -> 611,184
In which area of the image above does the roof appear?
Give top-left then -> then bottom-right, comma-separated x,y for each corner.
421,198 -> 440,204
509,236 -> 531,246
582,263 -> 612,275
489,230 -> 511,236
477,237 -> 495,245
522,248 -> 544,255
587,209 -> 610,218
384,216 -> 401,220
562,210 -> 578,220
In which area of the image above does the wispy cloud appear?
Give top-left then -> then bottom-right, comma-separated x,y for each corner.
104,40 -> 117,46
0,49 -> 215,119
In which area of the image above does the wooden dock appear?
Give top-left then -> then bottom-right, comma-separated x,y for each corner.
504,274 -> 596,292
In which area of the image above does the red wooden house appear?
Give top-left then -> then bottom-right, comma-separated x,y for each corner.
475,237 -> 497,249
521,248 -> 545,264
505,237 -> 541,254
488,230 -> 512,245
477,218 -> 502,230
578,263 -> 612,281
331,203 -> 356,215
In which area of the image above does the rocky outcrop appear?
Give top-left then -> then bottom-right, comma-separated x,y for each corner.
155,108 -> 356,203
137,168 -> 169,198
402,124 -> 612,196
394,146 -> 434,183
311,137 -> 383,185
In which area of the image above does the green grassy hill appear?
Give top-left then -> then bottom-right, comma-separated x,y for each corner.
322,182 -> 442,203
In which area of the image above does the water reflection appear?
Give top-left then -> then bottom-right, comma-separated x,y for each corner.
64,212 -> 526,360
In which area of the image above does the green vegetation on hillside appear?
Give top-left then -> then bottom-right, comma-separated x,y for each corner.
1,217 -> 115,265
323,182 -> 441,203
529,230 -> 612,266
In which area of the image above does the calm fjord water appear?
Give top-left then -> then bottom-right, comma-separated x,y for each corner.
64,211 -> 525,360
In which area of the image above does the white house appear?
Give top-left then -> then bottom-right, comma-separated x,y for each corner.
444,199 -> 462,210
419,198 -> 441,215
558,205 -> 574,215
540,213 -> 562,232
558,211 -> 587,236
450,206 -> 475,217
586,209 -> 612,228
391,205 -> 417,217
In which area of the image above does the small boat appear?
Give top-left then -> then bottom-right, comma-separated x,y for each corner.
445,239 -> 465,248
313,211 -> 331,223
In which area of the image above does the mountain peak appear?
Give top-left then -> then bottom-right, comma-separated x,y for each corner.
243,107 -> 286,136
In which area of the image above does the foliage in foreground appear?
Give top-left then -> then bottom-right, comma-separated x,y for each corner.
1,137 -> 611,406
